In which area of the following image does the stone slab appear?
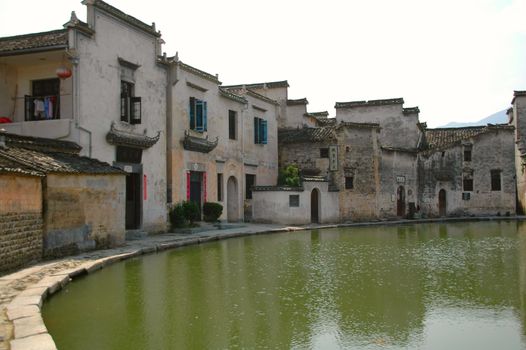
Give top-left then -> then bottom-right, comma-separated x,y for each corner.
7,295 -> 42,310
10,333 -> 56,350
13,315 -> 46,339
7,305 -> 40,321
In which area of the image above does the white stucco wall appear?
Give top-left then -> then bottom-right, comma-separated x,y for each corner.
71,5 -> 167,232
252,181 -> 339,225
170,64 -> 279,222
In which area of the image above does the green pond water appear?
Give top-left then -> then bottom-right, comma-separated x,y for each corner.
43,222 -> 526,349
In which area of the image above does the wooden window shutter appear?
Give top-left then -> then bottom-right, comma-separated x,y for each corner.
189,97 -> 196,130
196,99 -> 204,132
121,94 -> 129,122
261,120 -> 267,144
131,97 -> 141,124
203,101 -> 208,131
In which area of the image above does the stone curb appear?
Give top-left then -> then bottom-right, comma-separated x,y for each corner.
1,216 -> 525,349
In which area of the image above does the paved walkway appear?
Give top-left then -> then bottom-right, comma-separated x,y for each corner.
0,216 -> 523,349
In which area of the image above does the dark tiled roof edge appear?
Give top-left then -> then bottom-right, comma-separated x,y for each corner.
177,61 -> 220,84
218,88 -> 247,104
246,89 -> 280,106
287,98 -> 308,106
403,107 -> 420,115
222,80 -> 289,90
335,98 -> 404,109
304,111 -> 329,118
0,29 -> 68,55
512,90 -> 526,104
5,133 -> 81,154
89,0 -> 160,37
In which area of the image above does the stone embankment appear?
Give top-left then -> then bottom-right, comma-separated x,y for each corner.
0,217 -> 523,349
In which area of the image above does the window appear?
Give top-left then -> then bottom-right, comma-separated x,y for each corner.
121,81 -> 141,124
25,78 -> 61,121
463,178 -> 473,191
254,117 -> 267,144
345,176 -> 354,189
289,195 -> 300,207
464,148 -> 472,162
189,97 -> 207,132
217,173 -> 223,201
320,148 -> 329,158
245,174 -> 256,199
491,170 -> 501,191
229,110 -> 237,140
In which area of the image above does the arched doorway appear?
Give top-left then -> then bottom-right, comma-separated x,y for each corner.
227,176 -> 238,222
438,189 -> 446,217
396,186 -> 406,217
311,188 -> 320,223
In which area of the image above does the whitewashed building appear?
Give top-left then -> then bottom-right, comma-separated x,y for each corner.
0,0 -> 167,233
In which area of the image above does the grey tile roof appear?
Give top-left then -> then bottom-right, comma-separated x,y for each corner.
424,125 -> 514,150
225,88 -> 279,106
1,148 -> 123,174
0,155 -> 44,177
287,98 -> 308,106
178,61 -> 220,84
106,123 -> 160,149
403,107 -> 420,115
6,133 -> 81,154
218,87 -> 247,104
304,111 -> 329,118
335,98 -> 404,109
0,29 -> 68,55
278,127 -> 336,144
0,133 -> 123,175
315,117 -> 337,126
222,80 -> 289,90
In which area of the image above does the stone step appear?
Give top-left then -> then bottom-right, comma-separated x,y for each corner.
125,230 -> 148,241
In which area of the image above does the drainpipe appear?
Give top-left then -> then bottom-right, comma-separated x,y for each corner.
165,54 -> 174,203
69,30 -> 92,157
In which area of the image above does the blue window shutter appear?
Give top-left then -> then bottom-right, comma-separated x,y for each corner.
196,99 -> 203,132
254,117 -> 259,143
189,97 -> 195,130
261,120 -> 267,144
203,101 -> 208,131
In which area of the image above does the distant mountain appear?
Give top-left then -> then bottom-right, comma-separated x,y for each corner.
441,109 -> 508,128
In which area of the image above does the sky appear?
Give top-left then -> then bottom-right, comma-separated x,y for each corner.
0,0 -> 524,127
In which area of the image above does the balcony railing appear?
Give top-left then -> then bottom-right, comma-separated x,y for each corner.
24,95 -> 60,121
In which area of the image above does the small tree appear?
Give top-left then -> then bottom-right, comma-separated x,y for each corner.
278,164 -> 301,187
169,203 -> 186,228
203,202 -> 223,222
182,200 -> 200,224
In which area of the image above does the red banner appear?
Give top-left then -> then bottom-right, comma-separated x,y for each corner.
203,172 -> 207,203
143,174 -> 147,200
186,171 -> 191,201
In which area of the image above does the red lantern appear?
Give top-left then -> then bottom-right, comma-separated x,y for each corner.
56,67 -> 72,79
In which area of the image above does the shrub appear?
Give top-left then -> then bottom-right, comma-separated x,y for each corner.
203,202 -> 223,222
182,200 -> 201,224
278,164 -> 301,187
169,203 -> 186,228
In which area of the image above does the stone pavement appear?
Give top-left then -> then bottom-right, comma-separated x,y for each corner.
0,216 -> 523,349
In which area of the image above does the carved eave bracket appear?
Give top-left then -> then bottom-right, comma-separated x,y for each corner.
183,130 -> 218,153
106,122 -> 160,149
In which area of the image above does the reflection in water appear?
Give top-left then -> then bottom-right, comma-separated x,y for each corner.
43,222 -> 526,349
